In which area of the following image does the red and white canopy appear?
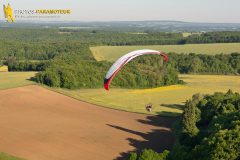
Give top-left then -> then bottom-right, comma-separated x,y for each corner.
104,49 -> 168,90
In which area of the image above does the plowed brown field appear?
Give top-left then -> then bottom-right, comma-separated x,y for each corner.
0,85 -> 177,160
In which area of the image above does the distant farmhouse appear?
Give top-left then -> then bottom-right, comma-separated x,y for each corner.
0,65 -> 8,72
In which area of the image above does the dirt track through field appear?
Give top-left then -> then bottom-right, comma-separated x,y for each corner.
0,85 -> 177,160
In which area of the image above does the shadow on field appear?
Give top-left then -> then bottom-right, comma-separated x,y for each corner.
107,115 -> 179,160
160,104 -> 185,110
27,77 -> 37,82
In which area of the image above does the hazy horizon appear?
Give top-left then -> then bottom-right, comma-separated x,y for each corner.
1,20 -> 240,24
1,0 -> 240,23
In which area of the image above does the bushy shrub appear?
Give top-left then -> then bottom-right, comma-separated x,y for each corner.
129,149 -> 169,160
170,91 -> 240,160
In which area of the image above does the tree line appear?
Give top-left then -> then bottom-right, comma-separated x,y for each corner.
34,51 -> 182,89
130,91 -> 240,160
186,31 -> 240,44
168,52 -> 240,74
123,52 -> 240,75
4,50 -> 239,90
1,29 -> 240,66
0,41 -> 94,60
1,29 -> 240,61
5,48 -> 240,76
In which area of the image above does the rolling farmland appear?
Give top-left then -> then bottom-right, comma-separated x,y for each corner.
91,43 -> 240,61
1,70 -> 239,116
0,85 -> 176,160
51,74 -> 240,116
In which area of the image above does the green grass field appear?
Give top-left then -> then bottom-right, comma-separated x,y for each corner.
0,153 -> 24,160
182,32 -> 202,37
51,74 -> 240,116
0,72 -> 239,116
0,72 -> 36,90
90,43 -> 240,61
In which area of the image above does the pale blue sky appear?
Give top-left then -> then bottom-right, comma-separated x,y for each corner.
1,0 -> 240,23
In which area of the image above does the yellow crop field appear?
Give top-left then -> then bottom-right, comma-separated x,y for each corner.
0,72 -> 239,116
51,74 -> 240,116
131,85 -> 185,94
91,43 -> 240,62
0,65 -> 8,72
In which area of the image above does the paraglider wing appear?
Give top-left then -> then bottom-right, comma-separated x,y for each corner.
104,49 -> 168,90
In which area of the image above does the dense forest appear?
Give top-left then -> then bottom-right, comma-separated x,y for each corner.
6,45 -> 239,89
1,29 -> 240,61
186,31 -> 240,44
130,91 -> 240,160
0,28 -> 183,60
0,28 -> 183,45
0,41 -> 94,60
7,53 -> 240,74
1,29 -> 240,53
4,47 -> 240,89
5,50 -> 240,75
34,48 -> 181,89
165,53 -> 240,74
